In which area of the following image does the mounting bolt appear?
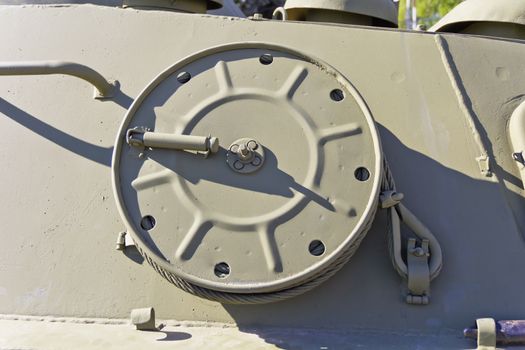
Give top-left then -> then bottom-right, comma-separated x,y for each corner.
233,161 -> 244,170
237,143 -> 253,161
411,247 -> 426,257
247,140 -> 258,150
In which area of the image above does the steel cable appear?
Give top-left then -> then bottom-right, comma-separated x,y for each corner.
136,158 -> 442,304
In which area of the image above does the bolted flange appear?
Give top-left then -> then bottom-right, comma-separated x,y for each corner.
227,138 -> 265,174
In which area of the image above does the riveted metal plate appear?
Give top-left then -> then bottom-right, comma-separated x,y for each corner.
112,43 -> 382,293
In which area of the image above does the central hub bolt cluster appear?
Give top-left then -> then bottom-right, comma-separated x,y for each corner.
237,143 -> 254,161
227,138 -> 265,174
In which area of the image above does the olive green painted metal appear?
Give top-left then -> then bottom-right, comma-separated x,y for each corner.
0,0 -> 525,348
123,0 -> 222,13
431,0 -> 525,39
0,0 -> 234,14
112,43 -> 382,295
0,61 -> 116,98
509,101 -> 525,185
284,0 -> 398,26
127,129 -> 220,155
226,138 -> 266,174
471,318 -> 497,350
130,307 -> 157,331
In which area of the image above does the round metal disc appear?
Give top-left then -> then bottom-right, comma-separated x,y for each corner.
112,43 -> 382,293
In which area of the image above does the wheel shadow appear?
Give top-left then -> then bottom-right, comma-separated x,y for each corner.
220,125 -> 525,349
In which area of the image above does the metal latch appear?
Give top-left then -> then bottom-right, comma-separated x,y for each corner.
127,128 -> 220,157
406,238 -> 430,305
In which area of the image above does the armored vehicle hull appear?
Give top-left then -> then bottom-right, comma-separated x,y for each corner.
1,1 -> 524,348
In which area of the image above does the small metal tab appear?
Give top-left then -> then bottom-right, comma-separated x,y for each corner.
272,7 -> 287,21
476,155 -> 492,177
406,238 -> 430,305
476,318 -> 497,350
251,13 -> 264,20
115,232 -> 126,251
130,307 -> 157,331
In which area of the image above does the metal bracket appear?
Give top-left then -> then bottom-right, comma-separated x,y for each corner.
272,7 -> 287,21
94,80 -> 118,99
115,231 -> 135,251
476,318 -> 497,350
406,238 -> 430,305
476,155 -> 492,177
379,190 -> 404,209
115,232 -> 126,251
130,307 -> 157,331
465,319 -> 525,347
